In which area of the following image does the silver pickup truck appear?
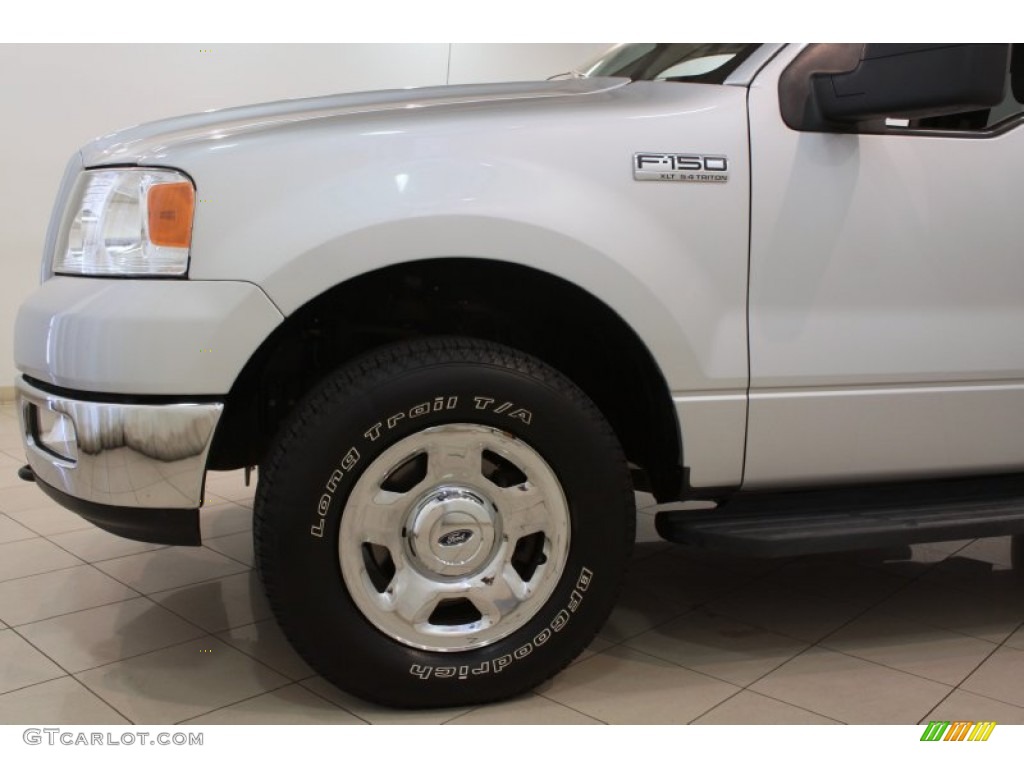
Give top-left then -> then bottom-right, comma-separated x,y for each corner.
12,43 -> 1024,708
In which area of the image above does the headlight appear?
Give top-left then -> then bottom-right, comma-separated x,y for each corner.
53,168 -> 195,277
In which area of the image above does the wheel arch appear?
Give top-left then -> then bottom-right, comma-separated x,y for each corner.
208,257 -> 684,500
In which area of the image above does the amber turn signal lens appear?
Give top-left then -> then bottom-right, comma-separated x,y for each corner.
147,182 -> 195,248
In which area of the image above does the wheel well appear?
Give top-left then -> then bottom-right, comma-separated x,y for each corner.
208,258 -> 683,500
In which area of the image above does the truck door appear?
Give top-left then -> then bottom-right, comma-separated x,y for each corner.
744,44 -> 1024,488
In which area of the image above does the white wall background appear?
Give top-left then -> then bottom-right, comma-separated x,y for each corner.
0,43 -> 610,395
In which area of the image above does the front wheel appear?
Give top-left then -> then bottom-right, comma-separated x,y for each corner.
254,338 -> 634,708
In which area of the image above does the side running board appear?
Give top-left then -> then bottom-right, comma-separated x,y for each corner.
655,474 -> 1024,557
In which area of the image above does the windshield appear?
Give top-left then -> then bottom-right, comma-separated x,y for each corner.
578,43 -> 761,84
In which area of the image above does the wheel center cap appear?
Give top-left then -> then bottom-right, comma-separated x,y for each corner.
406,486 -> 499,578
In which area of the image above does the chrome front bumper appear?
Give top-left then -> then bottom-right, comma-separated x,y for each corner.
16,377 -> 223,513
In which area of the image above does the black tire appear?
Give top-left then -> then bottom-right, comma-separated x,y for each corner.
1013,534 -> 1024,572
254,337 -> 634,708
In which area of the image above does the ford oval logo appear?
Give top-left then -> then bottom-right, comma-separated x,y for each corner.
438,529 -> 473,547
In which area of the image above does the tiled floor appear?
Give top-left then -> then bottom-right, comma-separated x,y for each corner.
1,399 -> 1023,724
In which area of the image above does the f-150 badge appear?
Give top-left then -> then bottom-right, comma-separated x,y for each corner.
633,153 -> 728,183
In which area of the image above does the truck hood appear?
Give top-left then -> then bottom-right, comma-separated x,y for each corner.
80,77 -> 631,167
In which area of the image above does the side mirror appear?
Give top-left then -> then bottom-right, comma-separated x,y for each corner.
780,44 -> 1010,131
815,44 -> 1008,122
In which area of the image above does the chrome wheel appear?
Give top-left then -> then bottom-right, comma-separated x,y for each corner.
339,423 -> 570,652
256,337 -> 634,707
